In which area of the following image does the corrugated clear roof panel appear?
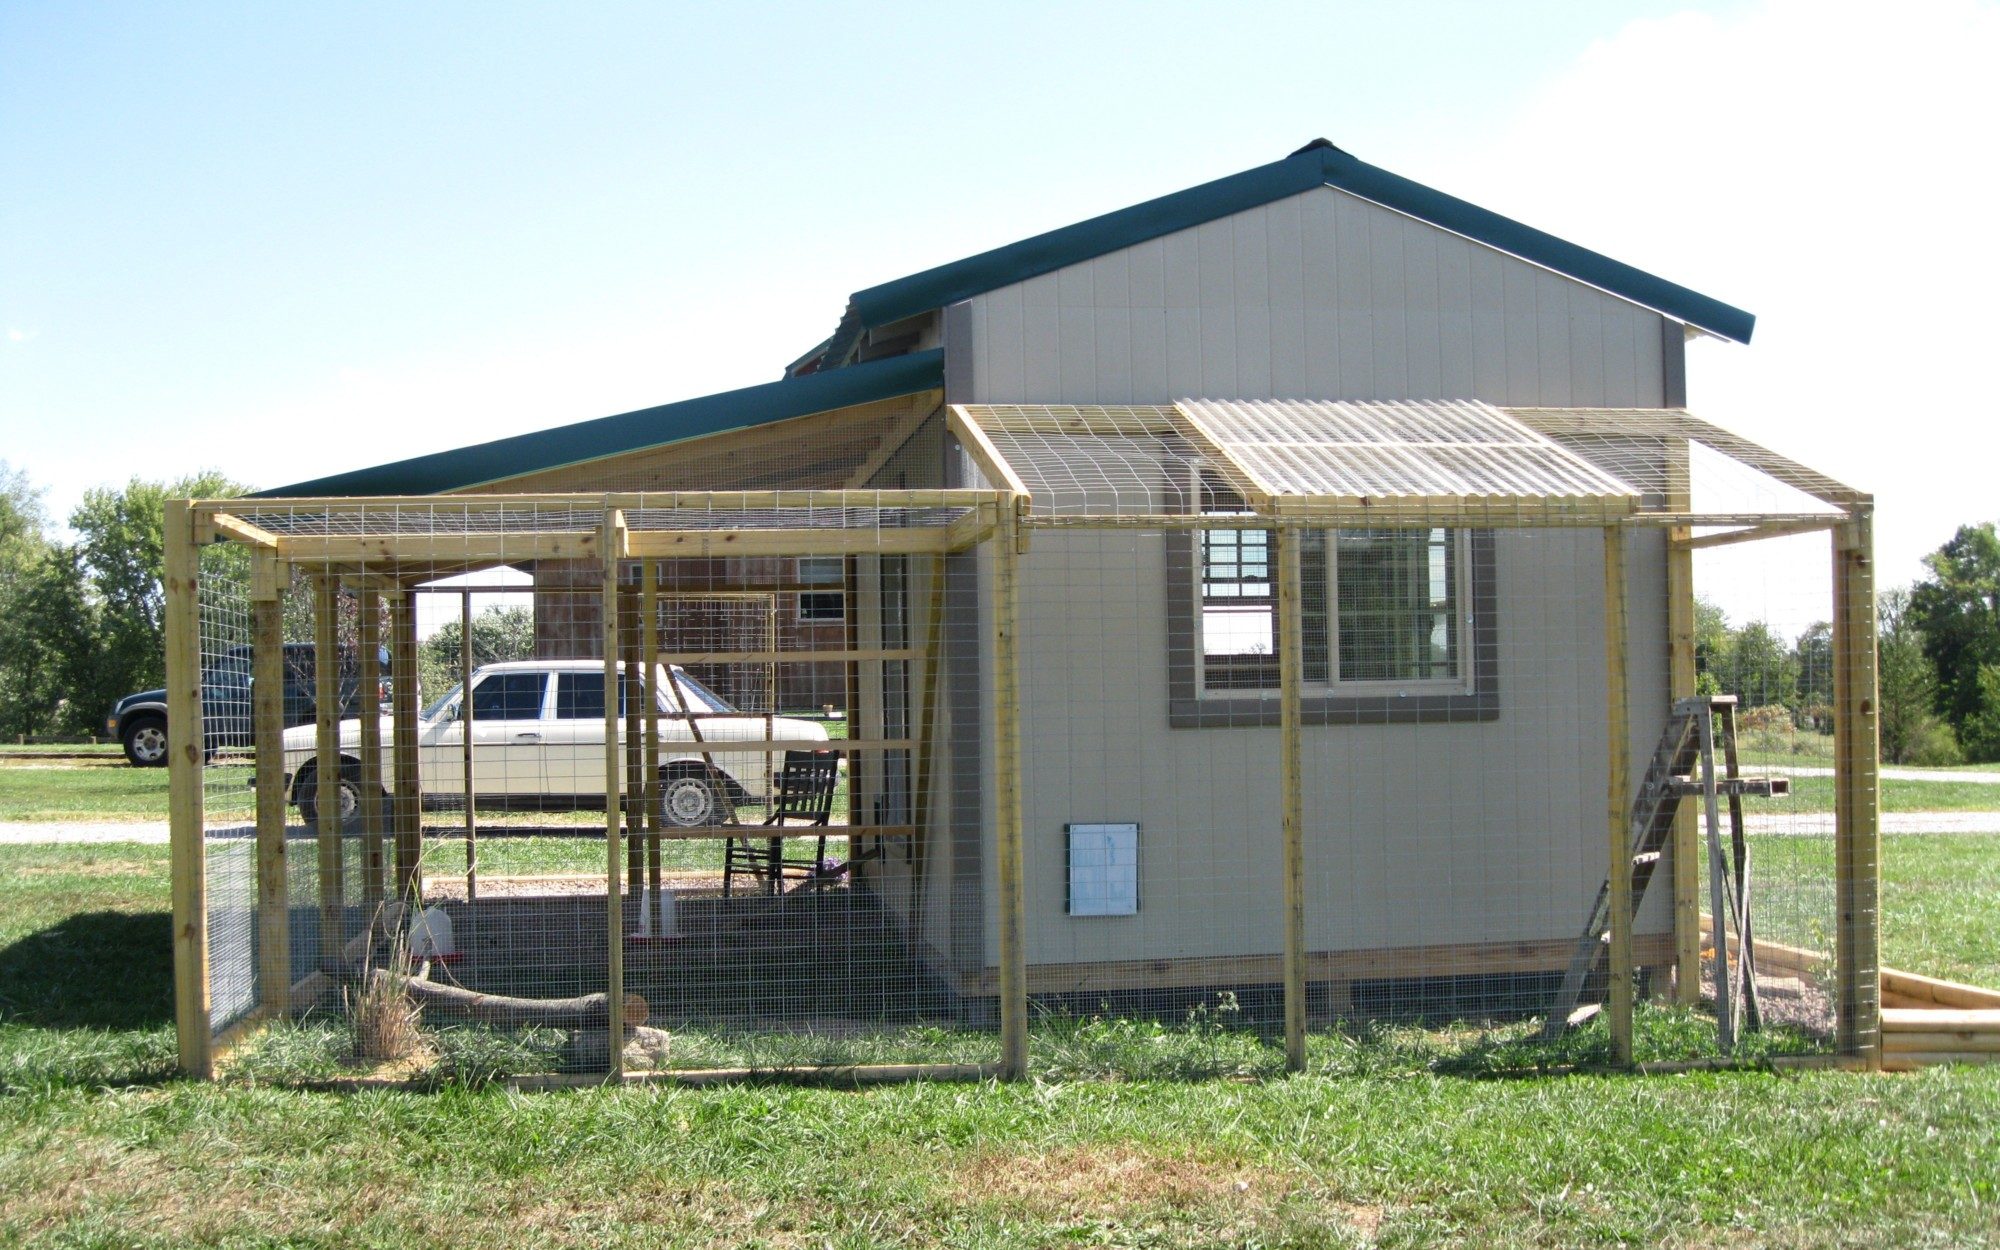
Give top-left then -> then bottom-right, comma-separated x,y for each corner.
1179,398 -> 1639,501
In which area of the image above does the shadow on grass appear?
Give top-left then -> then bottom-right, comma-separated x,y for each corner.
0,911 -> 174,1030
0,911 -> 180,1092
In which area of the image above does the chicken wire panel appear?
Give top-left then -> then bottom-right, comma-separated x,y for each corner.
213,496 -> 995,1081
1178,398 -> 1639,503
198,544 -> 260,1036
1009,504 -> 1849,1078
965,405 -> 1235,518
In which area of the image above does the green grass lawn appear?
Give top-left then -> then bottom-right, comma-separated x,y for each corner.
0,843 -> 1997,1245
0,758 -> 172,822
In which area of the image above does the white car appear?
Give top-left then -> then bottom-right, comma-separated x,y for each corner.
281,659 -> 831,828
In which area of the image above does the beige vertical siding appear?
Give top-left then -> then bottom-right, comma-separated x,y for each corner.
1008,527 -> 1671,967
968,186 -> 1668,409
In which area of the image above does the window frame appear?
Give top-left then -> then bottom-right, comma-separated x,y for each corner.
1165,526 -> 1499,730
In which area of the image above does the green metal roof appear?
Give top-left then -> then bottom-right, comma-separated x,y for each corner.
256,348 -> 945,498
809,140 -> 1752,370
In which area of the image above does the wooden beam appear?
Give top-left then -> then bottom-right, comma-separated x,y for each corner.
647,823 -> 918,841
963,933 -> 1680,995
601,509 -> 625,1080
221,488 -> 1002,515
625,527 -> 952,559
207,511 -> 281,549
388,592 -> 424,902
314,576 -> 343,975
357,588 -> 385,912
1167,401 -> 1276,509
1603,525 -> 1634,1064
1274,526 -> 1307,1072
279,531 -> 600,565
655,648 -> 924,665
252,595 -> 290,1017
1674,517 -> 1843,551
1833,513 -> 1883,1066
459,588 -> 477,902
165,499 -> 212,1078
945,500 -> 1002,551
1666,441 -> 1700,1007
991,504 -> 1028,1080
844,402 -> 942,488
946,405 -> 1033,499
651,738 -> 920,754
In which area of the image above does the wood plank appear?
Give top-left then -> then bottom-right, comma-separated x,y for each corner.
652,824 -> 916,842
1275,526 -> 1306,1072
962,934 -> 1680,995
1882,1008 -> 2000,1030
1667,470 -> 1700,1005
1881,1031 -> 2000,1053
1833,514 -> 1883,1065
357,588 -> 385,911
1675,517 -> 1842,551
602,510 -> 625,1080
1879,968 -> 2000,1010
165,499 -> 212,1078
625,528 -> 952,558
992,505 -> 1027,1080
946,404 -> 1033,498
252,596 -> 290,1017
655,648 -> 924,665
313,576 -> 343,975
225,488 -> 1002,514
279,531 -> 601,565
208,511 -> 281,549
388,592 -> 424,901
664,738 -> 917,754
1604,526 -> 1634,1063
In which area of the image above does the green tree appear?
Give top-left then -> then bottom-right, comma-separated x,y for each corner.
0,545 -> 103,736
420,606 -> 536,700
67,470 -> 244,699
1794,621 -> 1834,727
1909,521 -> 2000,759
1878,588 -> 1958,766
1718,620 -> 1799,710
1693,597 -> 1729,696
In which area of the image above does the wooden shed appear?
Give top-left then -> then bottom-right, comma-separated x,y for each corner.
167,140 -> 1879,1083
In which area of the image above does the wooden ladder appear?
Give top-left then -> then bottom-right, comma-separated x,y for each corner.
1541,695 -> 1789,1048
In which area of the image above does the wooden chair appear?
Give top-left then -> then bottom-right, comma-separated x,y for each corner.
724,750 -> 840,896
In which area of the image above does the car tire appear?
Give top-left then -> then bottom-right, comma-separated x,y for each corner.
122,715 -> 169,768
296,762 -> 379,829
659,770 -> 728,828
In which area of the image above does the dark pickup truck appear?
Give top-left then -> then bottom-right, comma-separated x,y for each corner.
106,643 -> 384,767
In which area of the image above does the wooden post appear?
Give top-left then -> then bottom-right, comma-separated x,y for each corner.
991,506 -> 1028,1080
908,554 -> 947,921
1275,526 -> 1308,1073
166,499 -> 212,1077
1604,526 -> 1634,1064
461,588 -> 476,902
642,560 -> 661,920
1833,512 -> 1882,1066
357,587 -> 385,912
602,510 -> 627,1078
1668,533 -> 1700,1004
388,591 -> 424,902
314,576 -> 344,973
251,581 -> 290,1016
622,586 -> 644,903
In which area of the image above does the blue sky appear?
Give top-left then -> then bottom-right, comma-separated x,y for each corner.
4,1 -> 1997,626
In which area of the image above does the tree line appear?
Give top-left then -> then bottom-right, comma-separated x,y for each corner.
0,461 -> 242,738
1699,521 -> 2000,766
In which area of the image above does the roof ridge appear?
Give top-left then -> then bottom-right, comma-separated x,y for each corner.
807,141 -> 1751,368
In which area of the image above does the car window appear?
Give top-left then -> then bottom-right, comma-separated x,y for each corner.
468,672 -> 547,720
554,672 -> 650,719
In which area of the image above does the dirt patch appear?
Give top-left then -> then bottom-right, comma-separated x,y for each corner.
952,1144 -> 1303,1217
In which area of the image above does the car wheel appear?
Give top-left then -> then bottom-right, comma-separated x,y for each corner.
122,716 -> 169,768
297,763 -> 377,828
660,771 -> 727,828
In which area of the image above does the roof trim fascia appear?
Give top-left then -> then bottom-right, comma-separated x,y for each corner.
256,348 -> 946,498
839,144 -> 1754,347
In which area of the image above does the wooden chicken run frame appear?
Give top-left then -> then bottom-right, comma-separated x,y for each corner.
168,398 -> 1885,1085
